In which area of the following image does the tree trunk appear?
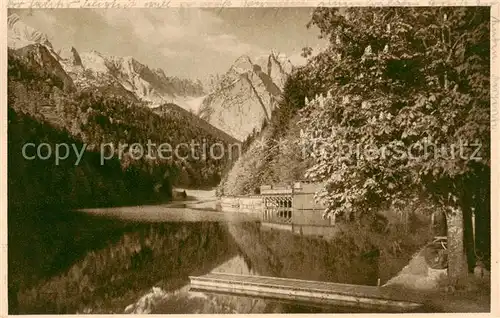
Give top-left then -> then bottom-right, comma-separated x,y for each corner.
446,207 -> 469,287
462,203 -> 476,273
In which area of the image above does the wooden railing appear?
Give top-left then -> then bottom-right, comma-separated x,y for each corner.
263,195 -> 293,223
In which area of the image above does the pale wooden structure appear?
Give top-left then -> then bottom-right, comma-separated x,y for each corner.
260,181 -> 333,226
189,272 -> 423,312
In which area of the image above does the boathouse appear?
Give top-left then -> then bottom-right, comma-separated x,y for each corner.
260,181 -> 335,236
220,181 -> 335,236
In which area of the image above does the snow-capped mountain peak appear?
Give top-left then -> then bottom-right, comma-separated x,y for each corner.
57,46 -> 83,67
7,14 -> 206,108
8,13 -> 52,49
79,50 -> 109,74
7,13 -> 293,141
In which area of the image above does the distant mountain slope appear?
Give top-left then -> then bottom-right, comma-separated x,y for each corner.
152,103 -> 240,146
199,52 -> 293,141
77,51 -> 204,106
8,39 -> 239,190
7,13 -> 204,108
13,43 -> 76,92
7,13 -> 52,49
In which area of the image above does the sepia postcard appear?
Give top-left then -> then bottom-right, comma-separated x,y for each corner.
2,1 -> 498,315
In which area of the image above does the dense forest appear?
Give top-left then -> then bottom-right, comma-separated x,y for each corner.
8,49 -> 239,204
8,107 -> 171,212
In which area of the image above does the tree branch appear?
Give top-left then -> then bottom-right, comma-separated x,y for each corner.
446,32 -> 468,63
422,38 -> 428,50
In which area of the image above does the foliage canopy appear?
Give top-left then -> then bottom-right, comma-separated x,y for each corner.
299,7 -> 489,220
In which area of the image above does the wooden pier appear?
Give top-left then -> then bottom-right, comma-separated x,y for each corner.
189,272 -> 423,312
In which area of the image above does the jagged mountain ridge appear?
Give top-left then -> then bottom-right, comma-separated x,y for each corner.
8,13 -> 294,141
12,43 -> 77,93
199,52 -> 293,141
7,13 -> 52,49
7,14 -> 204,108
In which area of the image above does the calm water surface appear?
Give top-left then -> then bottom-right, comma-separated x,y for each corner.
9,206 -> 384,314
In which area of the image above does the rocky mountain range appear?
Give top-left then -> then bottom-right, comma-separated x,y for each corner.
7,14 -> 205,109
199,53 -> 293,141
8,13 -> 294,142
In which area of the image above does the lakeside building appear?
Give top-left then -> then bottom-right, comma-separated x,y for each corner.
220,181 -> 335,238
260,181 -> 332,226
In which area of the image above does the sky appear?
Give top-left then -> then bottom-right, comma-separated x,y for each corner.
10,8 -> 327,80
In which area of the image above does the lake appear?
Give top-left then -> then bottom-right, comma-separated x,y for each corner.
9,205 -> 393,314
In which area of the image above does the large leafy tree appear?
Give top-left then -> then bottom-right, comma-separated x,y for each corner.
299,7 -> 490,284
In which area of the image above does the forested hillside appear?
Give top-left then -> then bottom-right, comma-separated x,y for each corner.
8,107 -> 168,211
8,49 -> 239,210
217,70 -> 312,196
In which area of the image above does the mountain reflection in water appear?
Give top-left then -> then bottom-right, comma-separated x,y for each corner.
10,209 -> 381,314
